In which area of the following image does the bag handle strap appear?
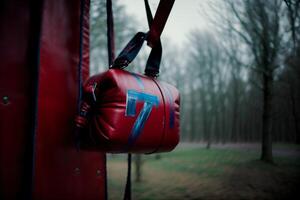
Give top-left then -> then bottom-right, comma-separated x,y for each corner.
147,0 -> 175,48
144,0 -> 162,77
123,153 -> 132,200
111,0 -> 175,77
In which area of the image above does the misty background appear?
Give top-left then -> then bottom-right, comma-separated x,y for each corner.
90,0 -> 300,199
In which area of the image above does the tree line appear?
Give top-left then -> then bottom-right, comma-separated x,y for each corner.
90,0 -> 300,163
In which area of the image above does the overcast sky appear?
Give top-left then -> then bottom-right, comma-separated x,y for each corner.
119,0 -> 214,48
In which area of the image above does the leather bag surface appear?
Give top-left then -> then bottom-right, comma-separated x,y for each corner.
76,69 -> 180,153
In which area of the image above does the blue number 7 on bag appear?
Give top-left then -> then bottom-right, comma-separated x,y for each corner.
125,90 -> 159,145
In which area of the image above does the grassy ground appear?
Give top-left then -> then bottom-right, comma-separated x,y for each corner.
107,144 -> 300,200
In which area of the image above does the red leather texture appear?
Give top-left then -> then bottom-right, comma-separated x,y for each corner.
33,1 -> 106,199
78,69 -> 180,153
0,2 -> 33,199
0,0 -> 105,199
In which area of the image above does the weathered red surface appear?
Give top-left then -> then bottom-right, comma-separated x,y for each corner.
33,0 -> 105,199
0,1 -> 32,199
77,69 -> 180,154
0,1 -> 106,199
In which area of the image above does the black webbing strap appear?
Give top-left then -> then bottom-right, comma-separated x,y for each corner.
123,153 -> 132,200
106,0 -> 115,199
122,1 -> 174,199
112,0 -> 161,77
106,0 -> 115,65
147,0 -> 175,48
111,32 -> 147,69
111,0 -> 175,77
144,0 -> 162,77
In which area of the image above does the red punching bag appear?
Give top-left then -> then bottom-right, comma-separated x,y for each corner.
0,0 -> 106,199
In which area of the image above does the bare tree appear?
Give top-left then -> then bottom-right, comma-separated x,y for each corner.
187,30 -> 224,148
222,0 -> 283,163
283,0 -> 300,143
90,0 -> 137,74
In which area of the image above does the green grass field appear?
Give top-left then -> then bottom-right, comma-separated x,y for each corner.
107,144 -> 300,200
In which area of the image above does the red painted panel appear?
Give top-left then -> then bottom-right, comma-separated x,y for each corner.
33,1 -> 105,199
0,1 -> 32,199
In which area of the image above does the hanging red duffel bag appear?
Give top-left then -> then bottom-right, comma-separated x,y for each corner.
75,0 -> 179,154
77,68 -> 179,153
